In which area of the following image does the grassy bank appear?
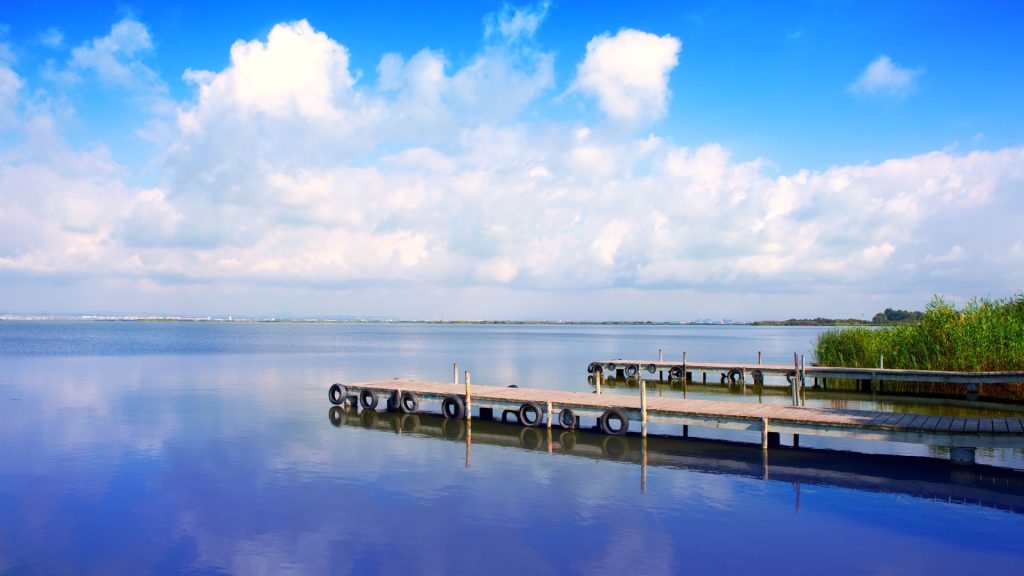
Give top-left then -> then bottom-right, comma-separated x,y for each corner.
814,295 -> 1024,400
815,295 -> 1024,371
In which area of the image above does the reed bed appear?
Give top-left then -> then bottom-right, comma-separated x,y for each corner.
815,295 -> 1024,400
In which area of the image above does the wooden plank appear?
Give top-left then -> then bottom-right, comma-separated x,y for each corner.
922,416 -> 941,432
979,419 -> 994,434
1007,418 -> 1024,434
905,414 -> 929,430
964,418 -> 980,433
992,418 -> 1008,433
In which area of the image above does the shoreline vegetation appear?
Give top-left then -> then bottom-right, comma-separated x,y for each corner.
815,295 -> 1024,399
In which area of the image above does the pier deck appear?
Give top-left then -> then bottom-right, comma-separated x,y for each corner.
330,379 -> 1024,464
590,359 -> 1024,385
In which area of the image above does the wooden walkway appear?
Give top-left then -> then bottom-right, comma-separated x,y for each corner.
591,359 -> 1024,385
330,379 -> 1024,465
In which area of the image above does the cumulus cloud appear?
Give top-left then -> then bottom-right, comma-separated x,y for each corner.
485,2 -> 551,42
38,27 -> 64,48
572,29 -> 681,124
2,17 -> 1023,318
849,55 -> 921,98
68,17 -> 162,90
0,48 -> 21,126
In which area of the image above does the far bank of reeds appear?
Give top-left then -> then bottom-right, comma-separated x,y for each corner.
815,295 -> 1024,400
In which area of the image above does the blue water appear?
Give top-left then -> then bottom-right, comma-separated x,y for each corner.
2,321 -> 1023,574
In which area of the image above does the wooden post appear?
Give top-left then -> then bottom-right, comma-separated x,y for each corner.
761,417 -> 769,450
453,362 -> 459,385
758,351 -> 762,365
800,354 -> 806,407
465,370 -> 472,422
640,377 -> 648,438
596,370 -> 602,395
547,401 -> 553,430
659,349 -> 663,362
792,353 -> 800,406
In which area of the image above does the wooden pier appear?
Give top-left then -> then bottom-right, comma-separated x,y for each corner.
589,358 -> 1024,399
328,374 -> 1024,465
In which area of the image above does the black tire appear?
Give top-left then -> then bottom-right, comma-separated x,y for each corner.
507,384 -> 519,388
441,395 -> 466,419
598,405 -> 626,432
519,427 -> 543,450
720,373 -> 728,385
600,408 -> 629,436
669,366 -> 684,380
399,391 -> 419,414
518,401 -> 543,427
502,409 -> 519,423
588,362 -> 603,374
625,364 -> 639,378
386,392 -> 398,412
605,363 -> 616,372
786,370 -> 797,385
645,364 -> 657,374
359,389 -> 379,410
728,368 -> 742,384
558,408 -> 577,429
329,406 -> 344,426
328,383 -> 347,405
752,370 -> 764,385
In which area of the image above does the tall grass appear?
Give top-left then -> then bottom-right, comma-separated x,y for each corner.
815,294 -> 1024,372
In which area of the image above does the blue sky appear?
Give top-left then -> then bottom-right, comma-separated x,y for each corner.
0,1 -> 1022,320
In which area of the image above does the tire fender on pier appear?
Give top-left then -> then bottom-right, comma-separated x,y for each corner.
328,383 -> 347,406
600,408 -> 629,436
399,391 -> 419,414
441,395 -> 466,419
558,408 -> 578,429
359,388 -> 379,410
518,401 -> 543,427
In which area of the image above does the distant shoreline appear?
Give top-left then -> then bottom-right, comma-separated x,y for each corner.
0,315 -> 878,326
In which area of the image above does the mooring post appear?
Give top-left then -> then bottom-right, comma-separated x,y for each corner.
640,377 -> 648,438
454,362 -> 459,386
791,353 -> 800,406
800,354 -> 806,407
465,370 -> 472,422
758,351 -> 762,365
761,417 -> 769,451
596,370 -> 602,395
547,401 -> 553,430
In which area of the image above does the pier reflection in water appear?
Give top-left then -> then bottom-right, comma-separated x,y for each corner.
328,407 -> 1024,513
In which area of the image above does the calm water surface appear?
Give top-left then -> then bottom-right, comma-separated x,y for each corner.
2,321 -> 1023,574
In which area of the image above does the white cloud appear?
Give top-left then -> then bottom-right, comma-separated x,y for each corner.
572,29 -> 681,124
39,27 -> 64,48
2,17 -> 1024,318
485,2 -> 551,42
0,51 -> 21,126
849,55 -> 921,98
68,18 -> 161,90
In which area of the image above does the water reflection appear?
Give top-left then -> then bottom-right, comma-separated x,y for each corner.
330,407 -> 1024,514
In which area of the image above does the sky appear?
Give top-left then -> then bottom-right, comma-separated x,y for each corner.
0,0 -> 1022,321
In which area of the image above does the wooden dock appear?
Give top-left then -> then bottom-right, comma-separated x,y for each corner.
328,376 -> 1024,465
589,358 -> 1024,399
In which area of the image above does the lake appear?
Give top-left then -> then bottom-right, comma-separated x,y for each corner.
2,321 -> 1023,574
